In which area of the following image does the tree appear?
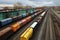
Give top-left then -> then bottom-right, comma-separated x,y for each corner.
13,2 -> 25,9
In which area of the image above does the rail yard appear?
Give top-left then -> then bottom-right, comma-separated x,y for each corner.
0,7 -> 60,40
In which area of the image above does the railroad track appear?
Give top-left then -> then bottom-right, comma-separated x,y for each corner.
48,9 -> 60,40
50,9 -> 60,40
45,11 -> 50,40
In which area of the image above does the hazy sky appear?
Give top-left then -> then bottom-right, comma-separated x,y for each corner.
0,0 -> 60,7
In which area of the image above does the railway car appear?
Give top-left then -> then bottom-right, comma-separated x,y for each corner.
30,11 -> 34,13
0,13 -> 5,20
20,11 -> 46,40
22,14 -> 26,18
20,27 -> 33,40
11,22 -> 20,32
12,15 -> 22,22
28,10 -> 34,15
40,11 -> 46,17
0,27 -> 11,36
0,18 -> 12,27
33,10 -> 38,13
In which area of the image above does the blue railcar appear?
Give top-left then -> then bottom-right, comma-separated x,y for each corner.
22,14 -> 26,18
0,18 -> 12,26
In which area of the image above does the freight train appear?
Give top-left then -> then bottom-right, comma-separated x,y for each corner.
20,11 -> 46,40
0,9 -> 43,37
0,9 -> 39,27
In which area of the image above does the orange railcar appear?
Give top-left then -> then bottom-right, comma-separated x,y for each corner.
11,22 -> 20,32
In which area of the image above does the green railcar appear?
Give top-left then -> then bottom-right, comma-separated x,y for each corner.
19,10 -> 26,15
0,12 -> 7,20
